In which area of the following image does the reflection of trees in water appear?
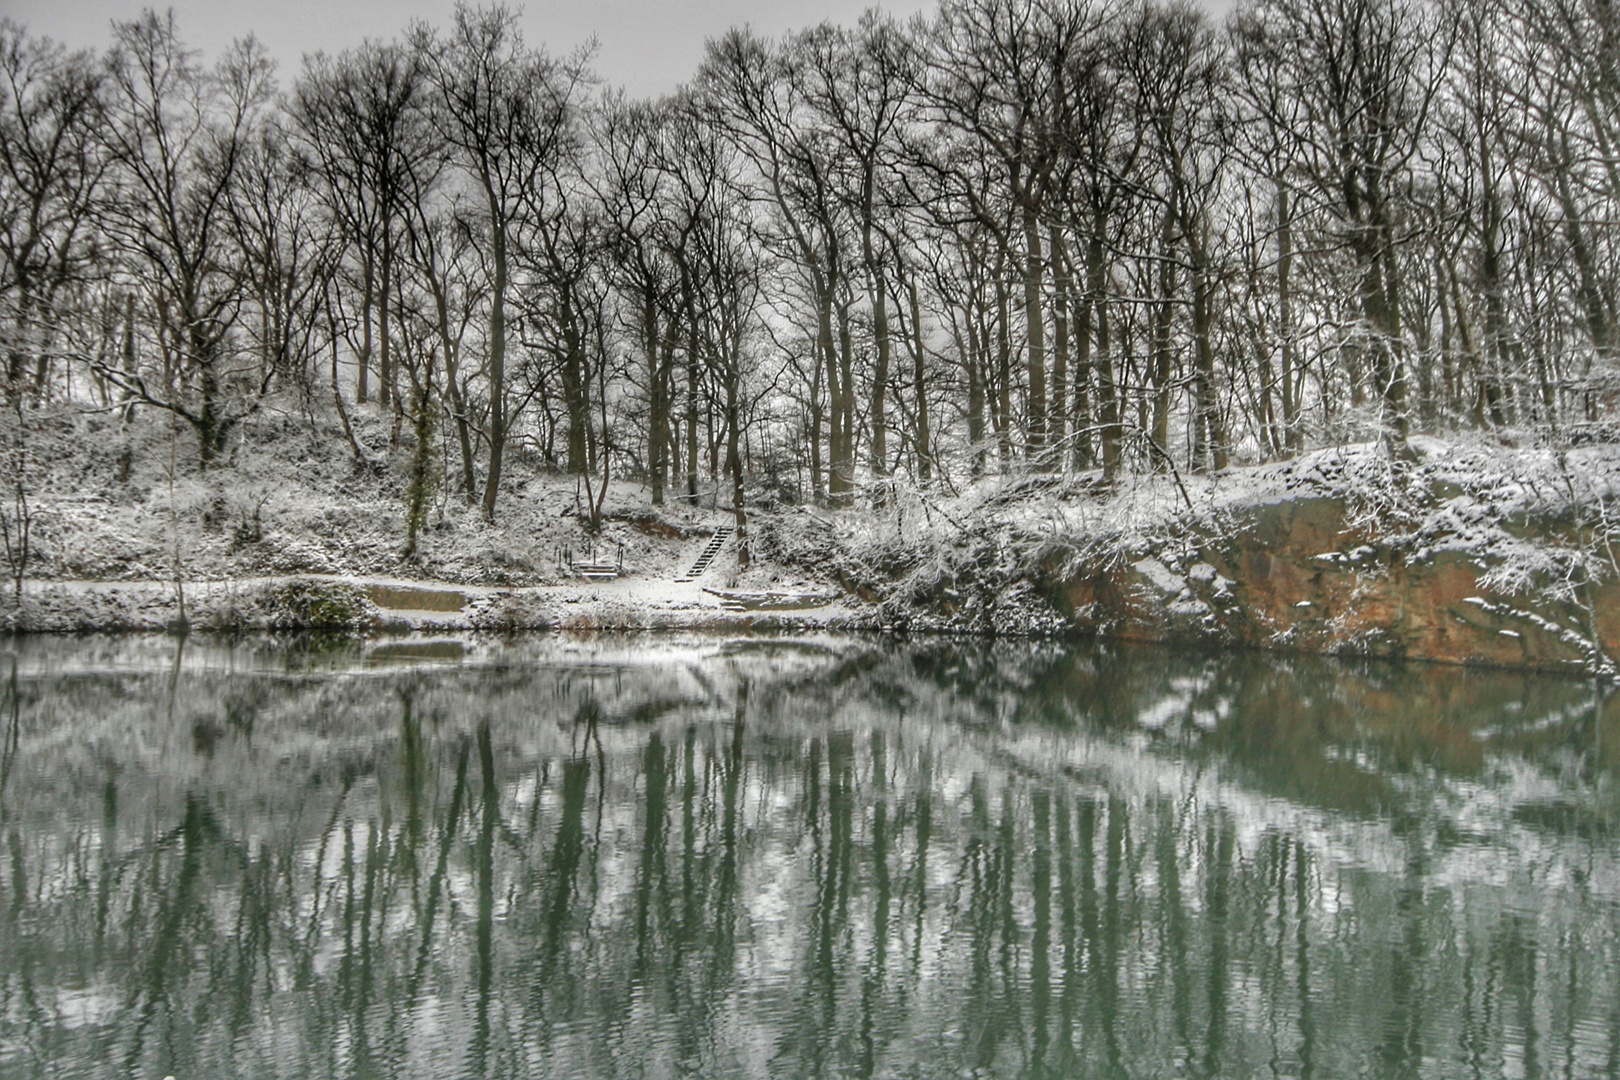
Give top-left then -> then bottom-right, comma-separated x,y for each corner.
0,638 -> 1617,1079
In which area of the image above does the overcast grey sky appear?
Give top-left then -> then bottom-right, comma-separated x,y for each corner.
7,0 -> 1239,100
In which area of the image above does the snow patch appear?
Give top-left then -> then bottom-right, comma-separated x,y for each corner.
1133,558 -> 1188,596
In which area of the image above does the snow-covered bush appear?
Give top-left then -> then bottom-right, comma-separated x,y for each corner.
261,579 -> 375,631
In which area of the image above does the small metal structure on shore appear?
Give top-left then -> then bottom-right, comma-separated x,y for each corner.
559,540 -> 624,581
675,524 -> 734,582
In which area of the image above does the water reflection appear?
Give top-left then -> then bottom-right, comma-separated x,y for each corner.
0,634 -> 1617,1079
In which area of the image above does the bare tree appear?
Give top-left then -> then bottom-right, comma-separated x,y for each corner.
701,27 -> 859,505
1231,0 -> 1452,448
415,3 -> 591,521
1122,2 -> 1231,471
918,0 -> 1100,463
795,13 -> 918,488
0,22 -> 105,403
93,13 -> 276,464
227,123 -> 339,405
597,94 -> 683,505
292,41 -> 432,417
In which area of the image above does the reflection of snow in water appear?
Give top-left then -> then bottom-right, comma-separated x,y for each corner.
994,722 -> 1620,909
2,633 -> 1616,1078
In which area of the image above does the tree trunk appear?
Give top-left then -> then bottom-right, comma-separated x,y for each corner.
808,351 -> 825,504
1150,215 -> 1175,466
1048,223 -> 1069,460
686,333 -> 699,505
1191,258 -> 1226,471
480,215 -> 507,522
380,228 -> 394,413
192,316 -> 222,467
994,272 -> 1013,467
1088,224 -> 1122,479
1071,234 -> 1093,471
833,298 -> 856,506
1446,260 -> 1501,429
431,287 -> 478,501
818,282 -> 846,506
1352,185 -> 1409,446
564,300 -> 589,475
1021,202 -> 1047,461
5,290 -> 33,399
960,320 -> 985,479
1551,135 -> 1613,400
725,362 -> 745,555
331,330 -> 363,461
865,232 -> 891,485
909,277 -> 932,485
358,251 -> 373,405
1277,183 -> 1300,455
646,296 -> 667,506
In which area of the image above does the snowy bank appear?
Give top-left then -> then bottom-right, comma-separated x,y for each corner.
14,405 -> 1620,676
761,437 -> 1620,677
0,573 -> 865,635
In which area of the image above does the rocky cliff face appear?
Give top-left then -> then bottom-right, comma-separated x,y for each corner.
1046,497 -> 1617,675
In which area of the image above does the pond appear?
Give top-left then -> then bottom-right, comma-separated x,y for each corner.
0,633 -> 1617,1079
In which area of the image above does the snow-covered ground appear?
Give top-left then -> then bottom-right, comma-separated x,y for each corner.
758,431 -> 1620,646
11,403 -> 1620,662
4,402 -> 853,630
780,433 -> 1620,588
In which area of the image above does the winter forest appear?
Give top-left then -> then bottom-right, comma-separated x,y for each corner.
1,0 -> 1618,596
9,5 -> 1620,1071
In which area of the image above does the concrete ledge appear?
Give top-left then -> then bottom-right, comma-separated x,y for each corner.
366,584 -> 467,612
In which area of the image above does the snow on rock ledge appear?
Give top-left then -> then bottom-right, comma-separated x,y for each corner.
1046,495 -> 1619,675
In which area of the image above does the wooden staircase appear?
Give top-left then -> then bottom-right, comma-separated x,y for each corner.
675,524 -> 733,582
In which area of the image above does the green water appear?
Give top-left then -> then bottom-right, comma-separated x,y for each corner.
1,633 -> 1617,1079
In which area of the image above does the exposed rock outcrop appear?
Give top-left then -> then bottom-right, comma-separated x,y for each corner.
1045,497 -> 1616,674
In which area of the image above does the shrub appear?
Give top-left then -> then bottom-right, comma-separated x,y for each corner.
264,579 -> 375,631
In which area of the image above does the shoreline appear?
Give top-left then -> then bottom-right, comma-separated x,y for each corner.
0,573 -> 873,636
2,570 -> 1613,682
